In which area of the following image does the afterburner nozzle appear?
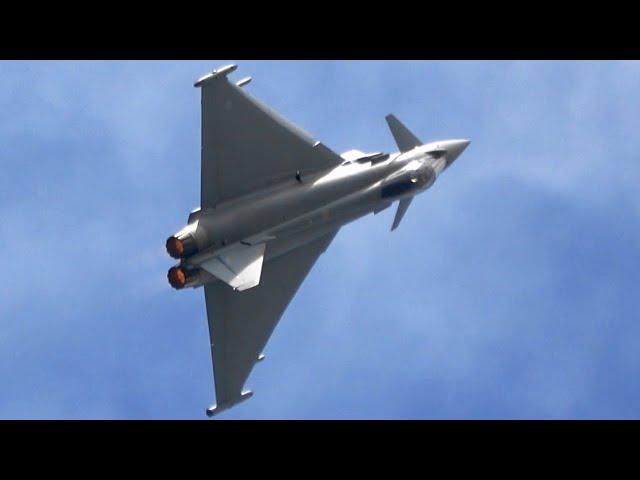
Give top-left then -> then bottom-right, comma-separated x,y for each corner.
166,234 -> 198,259
168,265 -> 205,290
167,266 -> 188,289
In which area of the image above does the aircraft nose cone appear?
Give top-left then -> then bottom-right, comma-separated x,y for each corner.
445,139 -> 470,165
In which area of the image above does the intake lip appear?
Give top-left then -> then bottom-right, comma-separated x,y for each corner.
381,166 -> 435,200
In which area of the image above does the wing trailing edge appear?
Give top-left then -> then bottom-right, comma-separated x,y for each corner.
203,230 -> 340,416
206,390 -> 253,417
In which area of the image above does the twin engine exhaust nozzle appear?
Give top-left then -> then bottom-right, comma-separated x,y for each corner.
166,219 -> 200,260
167,266 -> 189,289
167,265 -> 205,290
165,234 -> 198,259
166,222 -> 201,289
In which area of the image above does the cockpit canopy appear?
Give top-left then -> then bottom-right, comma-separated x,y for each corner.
340,150 -> 390,165
428,149 -> 447,159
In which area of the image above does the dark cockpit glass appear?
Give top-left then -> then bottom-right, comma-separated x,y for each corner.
428,149 -> 447,159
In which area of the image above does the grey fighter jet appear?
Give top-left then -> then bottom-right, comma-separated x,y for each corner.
166,64 -> 470,417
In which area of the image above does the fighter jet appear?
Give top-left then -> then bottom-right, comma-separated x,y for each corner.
166,64 -> 470,417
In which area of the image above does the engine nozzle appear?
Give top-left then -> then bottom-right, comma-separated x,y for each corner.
168,266 -> 187,289
166,234 -> 198,259
167,266 -> 203,289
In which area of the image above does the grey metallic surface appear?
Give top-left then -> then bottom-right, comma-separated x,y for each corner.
165,65 -> 470,416
204,231 -> 338,416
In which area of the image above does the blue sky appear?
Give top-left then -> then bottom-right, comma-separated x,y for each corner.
1,60 -> 639,419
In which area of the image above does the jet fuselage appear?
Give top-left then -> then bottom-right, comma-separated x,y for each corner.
164,64 -> 472,416
167,138 -> 469,289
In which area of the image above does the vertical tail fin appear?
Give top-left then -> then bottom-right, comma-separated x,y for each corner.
385,114 -> 422,152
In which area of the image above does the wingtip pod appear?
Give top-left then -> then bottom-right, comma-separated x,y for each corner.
205,390 -> 254,418
194,64 -> 238,88
236,76 -> 252,87
205,406 -> 217,417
